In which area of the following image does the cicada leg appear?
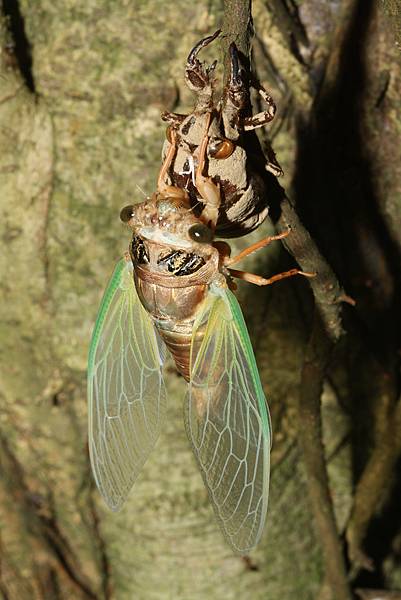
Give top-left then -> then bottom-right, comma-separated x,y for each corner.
221,43 -> 248,141
243,80 -> 284,176
223,228 -> 316,285
157,128 -> 190,205
161,111 -> 187,126
224,230 -> 291,266
222,44 -> 276,133
185,30 -> 220,111
228,268 -> 315,287
222,45 -> 283,176
243,83 -> 277,131
196,112 -> 221,229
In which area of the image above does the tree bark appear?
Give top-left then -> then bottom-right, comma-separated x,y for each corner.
1,1 -> 401,599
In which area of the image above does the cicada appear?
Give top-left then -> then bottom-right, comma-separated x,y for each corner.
162,30 -> 283,238
88,121 -> 311,555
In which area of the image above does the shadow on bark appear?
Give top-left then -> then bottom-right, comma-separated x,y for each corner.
2,0 -> 35,92
293,0 -> 401,583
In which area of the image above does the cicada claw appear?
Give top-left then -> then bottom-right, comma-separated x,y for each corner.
185,29 -> 220,102
186,29 -> 221,68
229,43 -> 242,86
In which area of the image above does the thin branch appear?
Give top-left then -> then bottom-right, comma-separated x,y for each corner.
298,314 -> 352,600
220,0 -> 253,76
277,196 -> 347,341
222,0 -> 348,340
220,2 -> 355,599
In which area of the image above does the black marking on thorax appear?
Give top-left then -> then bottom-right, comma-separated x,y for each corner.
157,250 -> 205,276
131,236 -> 149,264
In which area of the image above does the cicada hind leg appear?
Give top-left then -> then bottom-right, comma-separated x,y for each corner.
223,229 -> 316,286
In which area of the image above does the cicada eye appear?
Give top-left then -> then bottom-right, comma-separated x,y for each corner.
209,139 -> 235,159
188,223 -> 214,243
120,205 -> 135,223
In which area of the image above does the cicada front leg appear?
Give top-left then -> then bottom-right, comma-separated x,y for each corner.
185,29 -> 220,112
157,125 -> 191,206
224,230 -> 291,266
222,43 -> 283,177
221,42 -> 277,137
220,43 -> 249,141
195,112 -> 221,230
160,29 -> 220,145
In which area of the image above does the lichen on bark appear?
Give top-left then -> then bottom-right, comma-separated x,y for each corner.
1,1 -> 401,599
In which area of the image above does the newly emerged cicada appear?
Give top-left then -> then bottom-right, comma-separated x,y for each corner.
88,122 -> 311,554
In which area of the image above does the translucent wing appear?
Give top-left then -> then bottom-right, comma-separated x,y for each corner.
88,258 -> 166,510
185,283 -> 271,554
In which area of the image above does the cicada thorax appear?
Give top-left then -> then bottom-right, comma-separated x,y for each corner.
131,237 -> 220,381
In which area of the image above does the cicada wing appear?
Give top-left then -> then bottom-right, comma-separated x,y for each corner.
184,284 -> 271,554
88,258 -> 167,511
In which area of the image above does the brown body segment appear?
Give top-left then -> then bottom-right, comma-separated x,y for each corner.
134,257 -> 219,381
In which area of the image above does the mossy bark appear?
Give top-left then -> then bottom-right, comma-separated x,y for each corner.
1,1 -> 400,599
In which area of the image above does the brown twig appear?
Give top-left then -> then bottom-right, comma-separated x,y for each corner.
220,0 -> 253,78
273,2 -> 370,597
277,196 -> 347,340
298,314 -> 352,600
222,1 -> 348,340
221,2 -> 352,598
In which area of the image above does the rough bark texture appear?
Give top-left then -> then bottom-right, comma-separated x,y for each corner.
1,1 -> 401,599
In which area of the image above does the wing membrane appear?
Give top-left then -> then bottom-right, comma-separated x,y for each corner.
88,259 -> 166,510
185,284 -> 271,554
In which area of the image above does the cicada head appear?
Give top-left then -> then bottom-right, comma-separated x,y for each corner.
120,193 -> 219,278
120,193 -> 213,247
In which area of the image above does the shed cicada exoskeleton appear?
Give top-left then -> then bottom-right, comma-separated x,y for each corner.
162,30 -> 283,239
87,122 -> 312,554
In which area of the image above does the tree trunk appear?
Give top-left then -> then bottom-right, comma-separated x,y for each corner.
1,1 -> 400,598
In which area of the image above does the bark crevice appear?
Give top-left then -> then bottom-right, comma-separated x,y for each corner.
2,0 -> 35,92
